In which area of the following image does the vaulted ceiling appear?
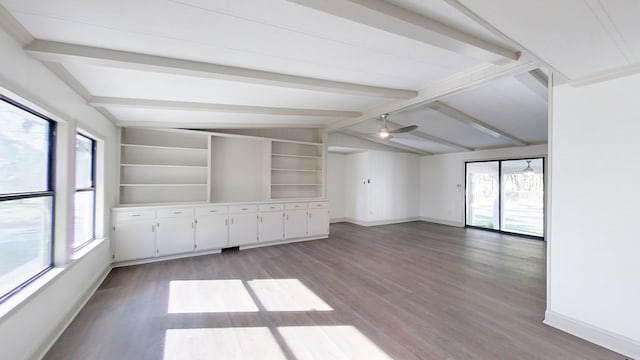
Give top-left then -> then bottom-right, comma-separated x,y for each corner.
0,0 -> 560,154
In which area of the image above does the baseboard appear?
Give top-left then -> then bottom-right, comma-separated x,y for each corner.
112,249 -> 222,268
330,217 -> 347,223
544,310 -> 640,359
419,217 -> 465,227
32,265 -> 112,360
341,217 -> 421,227
241,235 -> 328,250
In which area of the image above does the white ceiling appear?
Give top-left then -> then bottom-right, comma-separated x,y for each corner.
0,0 -> 562,154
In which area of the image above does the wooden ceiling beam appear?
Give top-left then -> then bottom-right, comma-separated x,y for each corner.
287,0 -> 518,63
327,55 -> 539,132
25,40 -> 417,99
428,101 -> 527,146
89,97 -> 361,118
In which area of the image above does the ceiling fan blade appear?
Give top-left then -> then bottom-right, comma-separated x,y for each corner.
389,125 -> 417,134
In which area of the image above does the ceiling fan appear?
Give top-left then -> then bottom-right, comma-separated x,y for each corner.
377,113 -> 418,138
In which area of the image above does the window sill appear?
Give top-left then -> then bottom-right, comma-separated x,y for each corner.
0,238 -> 106,321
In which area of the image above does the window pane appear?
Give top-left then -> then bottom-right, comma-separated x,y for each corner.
73,191 -> 95,247
75,134 -> 93,189
0,197 -> 52,298
501,159 -> 544,236
0,100 -> 50,194
466,162 -> 499,230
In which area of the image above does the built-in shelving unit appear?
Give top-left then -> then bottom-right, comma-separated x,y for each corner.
271,140 -> 323,199
117,128 -> 325,205
119,128 -> 210,205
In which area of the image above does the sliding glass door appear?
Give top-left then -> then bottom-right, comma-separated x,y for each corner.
465,158 -> 544,238
466,161 -> 499,230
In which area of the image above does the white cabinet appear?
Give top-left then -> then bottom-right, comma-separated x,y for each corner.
229,205 -> 258,246
195,206 -> 228,251
308,202 -> 329,237
156,208 -> 195,256
112,200 -> 329,265
259,204 -> 284,242
285,203 -> 308,239
112,210 -> 157,262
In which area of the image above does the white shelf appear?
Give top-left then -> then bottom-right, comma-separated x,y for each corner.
272,153 -> 321,159
271,168 -> 321,172
121,163 -> 207,169
120,183 -> 208,187
121,143 -> 207,152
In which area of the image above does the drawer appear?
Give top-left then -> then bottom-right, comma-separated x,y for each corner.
285,202 -> 307,210
229,204 -> 258,213
157,207 -> 194,218
113,209 -> 156,222
196,206 -> 228,216
308,201 -> 329,209
259,203 -> 284,212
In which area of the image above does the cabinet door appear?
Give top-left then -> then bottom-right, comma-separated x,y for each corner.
113,220 -> 156,262
285,210 -> 308,239
259,212 -> 284,242
308,208 -> 329,236
195,214 -> 228,251
229,213 -> 258,246
156,217 -> 195,256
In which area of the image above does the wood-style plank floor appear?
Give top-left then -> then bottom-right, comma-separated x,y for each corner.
45,222 -> 624,359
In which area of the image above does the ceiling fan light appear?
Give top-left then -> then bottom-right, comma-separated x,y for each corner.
379,127 -> 390,138
523,160 -> 535,174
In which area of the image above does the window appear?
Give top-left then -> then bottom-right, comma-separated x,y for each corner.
466,158 -> 544,238
0,95 -> 55,300
74,133 -> 96,248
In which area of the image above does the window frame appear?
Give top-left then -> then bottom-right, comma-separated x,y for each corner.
464,157 -> 545,240
73,132 -> 97,249
0,94 -> 56,302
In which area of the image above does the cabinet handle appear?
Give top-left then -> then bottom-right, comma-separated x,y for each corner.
241,208 -> 248,211
131,214 -> 141,217
209,210 -> 217,213
225,218 -> 228,226
269,206 -> 275,209
192,222 -> 194,229
260,216 -> 263,223
152,225 -> 155,232
173,211 -> 182,214
231,218 -> 234,225
286,215 -> 289,220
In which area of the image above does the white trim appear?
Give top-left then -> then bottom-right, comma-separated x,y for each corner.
419,217 -> 465,227
341,217 -> 421,227
330,217 -> 348,223
32,266 -> 111,360
544,311 -> 640,359
240,235 -> 328,250
112,249 -> 222,268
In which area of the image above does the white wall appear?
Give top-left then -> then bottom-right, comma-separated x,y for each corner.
333,150 -> 420,225
0,26 -> 117,360
420,144 -> 548,226
545,73 -> 640,358
327,153 -> 346,221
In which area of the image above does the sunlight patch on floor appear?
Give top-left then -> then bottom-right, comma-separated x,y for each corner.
278,325 -> 393,360
163,327 -> 286,360
168,280 -> 258,313
248,279 -> 333,312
